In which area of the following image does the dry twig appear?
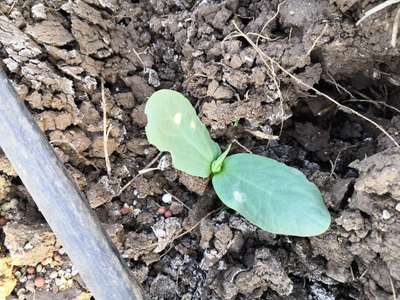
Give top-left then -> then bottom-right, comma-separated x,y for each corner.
306,23 -> 328,56
115,152 -> 163,197
101,79 -> 112,178
256,0 -> 287,45
7,0 -> 18,15
392,7 -> 400,47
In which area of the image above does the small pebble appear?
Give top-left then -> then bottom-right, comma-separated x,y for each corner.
24,242 -> 33,250
395,203 -> 400,212
49,271 -> 58,279
0,216 -> 8,226
164,210 -> 172,218
36,264 -> 43,273
162,193 -> 173,204
31,3 -> 47,20
120,206 -> 131,215
26,266 -> 35,274
157,206 -> 167,215
55,277 -> 65,286
19,276 -> 27,283
382,210 -> 391,220
34,276 -> 45,288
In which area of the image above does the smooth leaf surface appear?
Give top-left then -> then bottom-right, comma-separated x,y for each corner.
145,89 -> 221,178
212,153 -> 331,236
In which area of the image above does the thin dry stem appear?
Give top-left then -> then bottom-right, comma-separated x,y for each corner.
163,189 -> 192,211
230,22 -> 400,148
327,77 -> 400,114
7,0 -> 18,15
101,79 -> 112,178
256,0 -> 287,45
344,99 -> 400,114
170,209 -> 219,242
227,24 -> 286,137
356,0 -> 400,26
131,47 -> 147,72
115,152 -> 163,197
389,275 -> 397,300
392,7 -> 400,47
306,23 -> 328,57
232,139 -> 253,153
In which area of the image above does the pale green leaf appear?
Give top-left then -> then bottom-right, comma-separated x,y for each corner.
212,153 -> 331,236
145,89 -> 221,178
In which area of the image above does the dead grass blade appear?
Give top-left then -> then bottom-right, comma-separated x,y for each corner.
356,0 -> 400,26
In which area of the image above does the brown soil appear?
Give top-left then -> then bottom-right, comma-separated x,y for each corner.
0,0 -> 400,299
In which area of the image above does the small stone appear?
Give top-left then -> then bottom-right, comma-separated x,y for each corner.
157,206 -> 167,215
120,206 -> 131,215
164,210 -> 172,218
31,3 -> 47,20
26,266 -> 35,274
19,275 -> 27,283
24,242 -> 33,250
382,210 -> 391,220
49,271 -> 58,279
158,155 -> 171,171
55,277 -> 66,286
161,193 -> 172,204
0,216 -> 8,226
36,264 -> 43,273
395,203 -> 400,212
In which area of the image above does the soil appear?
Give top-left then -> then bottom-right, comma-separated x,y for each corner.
0,0 -> 400,299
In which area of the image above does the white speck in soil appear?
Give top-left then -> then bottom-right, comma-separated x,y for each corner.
382,210 -> 391,220
162,193 -> 172,204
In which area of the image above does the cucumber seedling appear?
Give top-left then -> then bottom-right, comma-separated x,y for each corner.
145,90 -> 331,237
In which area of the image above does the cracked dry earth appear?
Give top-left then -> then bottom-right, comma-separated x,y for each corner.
0,0 -> 400,299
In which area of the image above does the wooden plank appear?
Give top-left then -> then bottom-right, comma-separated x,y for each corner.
0,70 -> 143,300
